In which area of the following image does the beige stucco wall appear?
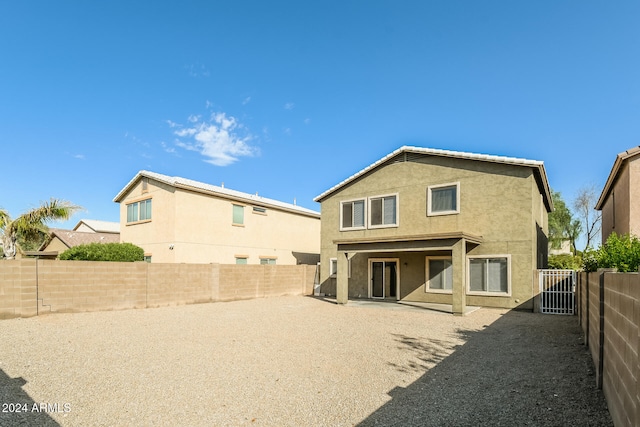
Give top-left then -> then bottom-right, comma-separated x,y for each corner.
319,155 -> 548,309
601,161 -> 631,242
630,156 -> 640,238
601,154 -> 640,243
119,178 -> 320,264
42,237 -> 70,254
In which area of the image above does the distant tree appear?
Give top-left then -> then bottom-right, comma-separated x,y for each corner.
548,253 -> 582,270
59,242 -> 144,262
0,199 -> 80,260
573,185 -> 601,251
548,190 -> 582,255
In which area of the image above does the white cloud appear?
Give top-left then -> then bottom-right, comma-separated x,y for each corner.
242,97 -> 251,105
74,154 -> 85,160
304,118 -> 311,125
161,141 -> 176,154
171,112 -> 257,166
284,102 -> 295,110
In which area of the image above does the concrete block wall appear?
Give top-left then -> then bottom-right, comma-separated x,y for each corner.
602,273 -> 640,427
587,271 -> 605,387
0,260 -> 36,319
0,260 -> 316,319
37,260 -> 147,314
578,270 -> 640,427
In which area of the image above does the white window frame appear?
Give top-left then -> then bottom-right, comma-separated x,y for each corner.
467,255 -> 511,296
368,193 -> 399,229
427,182 -> 460,216
425,256 -> 453,294
329,257 -> 351,278
340,198 -> 367,231
329,258 -> 338,277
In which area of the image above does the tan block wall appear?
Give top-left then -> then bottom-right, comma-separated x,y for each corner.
602,273 -> 640,427
0,260 -> 37,318
578,270 -> 640,427
0,260 -> 316,319
588,271 -> 604,381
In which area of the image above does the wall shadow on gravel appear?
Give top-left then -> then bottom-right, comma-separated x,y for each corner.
0,368 -> 60,426
357,309 -> 612,427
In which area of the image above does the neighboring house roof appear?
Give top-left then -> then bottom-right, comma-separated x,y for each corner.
113,170 -> 321,218
73,219 -> 120,233
39,229 -> 121,250
595,146 -> 640,210
314,145 -> 554,211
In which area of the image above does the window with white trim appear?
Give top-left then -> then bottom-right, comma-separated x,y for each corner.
468,256 -> 510,295
340,199 -> 366,230
330,258 -> 338,277
127,199 -> 152,223
428,182 -> 460,216
369,194 -> 398,228
329,257 -> 351,278
425,257 -> 453,293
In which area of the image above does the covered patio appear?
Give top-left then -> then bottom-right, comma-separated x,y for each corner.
333,232 -> 483,316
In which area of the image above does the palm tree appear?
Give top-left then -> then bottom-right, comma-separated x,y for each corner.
0,199 -> 81,260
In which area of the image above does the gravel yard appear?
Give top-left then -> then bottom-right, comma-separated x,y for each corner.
0,296 -> 611,426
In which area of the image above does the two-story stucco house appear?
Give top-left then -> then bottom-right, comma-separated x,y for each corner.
113,171 -> 321,265
314,146 -> 553,315
595,146 -> 640,243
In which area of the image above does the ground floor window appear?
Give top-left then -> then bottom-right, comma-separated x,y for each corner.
330,258 -> 338,277
426,257 -> 452,293
468,256 -> 510,295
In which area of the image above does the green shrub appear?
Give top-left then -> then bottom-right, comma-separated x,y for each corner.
59,242 -> 144,262
548,254 -> 582,270
582,232 -> 640,273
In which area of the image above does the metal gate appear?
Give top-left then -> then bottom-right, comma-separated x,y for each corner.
539,269 -> 576,315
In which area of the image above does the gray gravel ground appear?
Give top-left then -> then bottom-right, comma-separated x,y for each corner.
0,296 -> 612,426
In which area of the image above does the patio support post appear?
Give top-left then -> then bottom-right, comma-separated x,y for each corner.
336,250 -> 349,304
452,238 -> 467,316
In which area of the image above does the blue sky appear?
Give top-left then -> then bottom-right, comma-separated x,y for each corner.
1,1 -> 638,243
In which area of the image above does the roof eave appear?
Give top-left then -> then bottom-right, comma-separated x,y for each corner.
315,146 -> 554,211
595,147 -> 640,210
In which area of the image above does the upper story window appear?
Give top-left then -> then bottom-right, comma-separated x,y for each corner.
252,206 -> 267,215
260,258 -> 276,265
340,195 -> 399,231
369,194 -> 398,228
232,204 -> 244,225
340,199 -> 366,230
428,182 -> 460,216
127,199 -> 152,223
